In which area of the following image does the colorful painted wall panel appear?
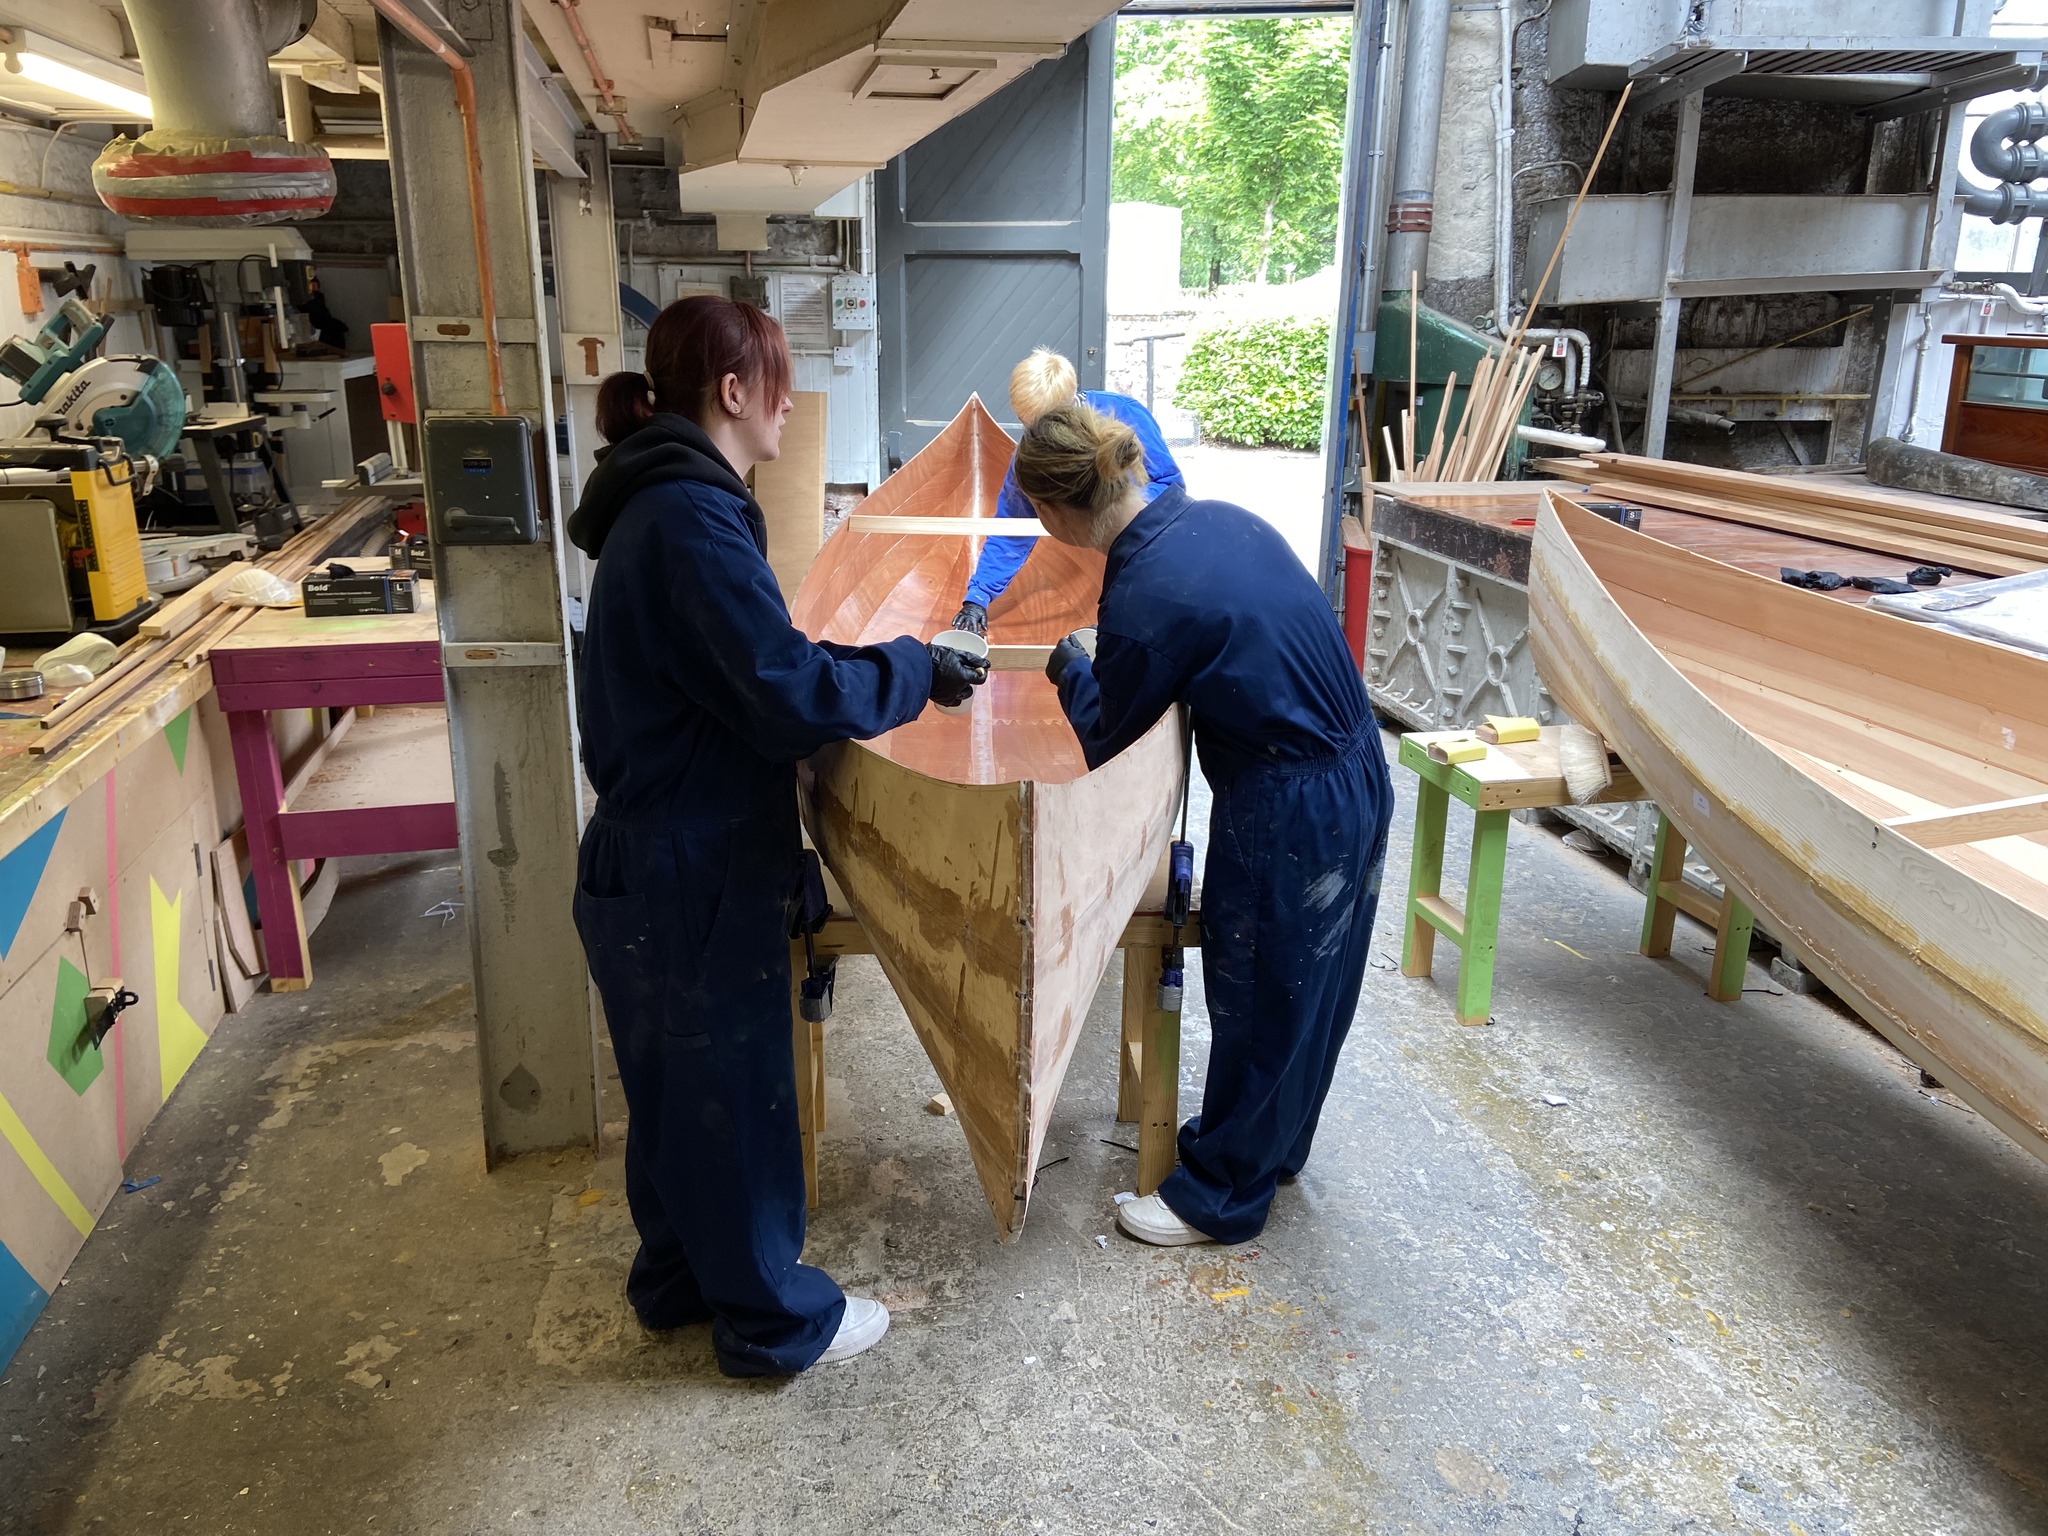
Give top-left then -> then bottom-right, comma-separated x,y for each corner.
0,704 -> 226,1362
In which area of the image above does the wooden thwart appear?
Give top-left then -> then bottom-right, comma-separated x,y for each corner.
1884,793 -> 2048,848
846,514 -> 1051,538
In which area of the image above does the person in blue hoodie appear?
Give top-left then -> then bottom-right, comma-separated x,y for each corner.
566,296 -> 988,1375
949,348 -> 1184,636
1020,403 -> 1393,1249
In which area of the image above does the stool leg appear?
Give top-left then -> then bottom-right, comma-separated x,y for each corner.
1708,889 -> 1757,1003
1402,777 -> 1450,979
789,947 -> 820,1211
1127,946 -> 1180,1195
1454,810 -> 1511,1025
1640,809 -> 1686,958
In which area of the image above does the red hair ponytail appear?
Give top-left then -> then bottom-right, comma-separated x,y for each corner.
594,295 -> 793,444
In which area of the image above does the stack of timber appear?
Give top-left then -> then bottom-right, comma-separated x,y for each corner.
789,397 -> 1183,1240
29,497 -> 394,761
1384,83 -> 1633,484
1539,453 -> 2048,577
1530,490 -> 2048,1162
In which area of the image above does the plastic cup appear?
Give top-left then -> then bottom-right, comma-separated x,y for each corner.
929,629 -> 989,715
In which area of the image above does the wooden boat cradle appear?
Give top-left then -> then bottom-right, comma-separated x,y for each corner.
789,397 -> 1184,1239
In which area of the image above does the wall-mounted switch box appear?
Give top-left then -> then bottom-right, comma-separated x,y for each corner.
423,416 -> 539,545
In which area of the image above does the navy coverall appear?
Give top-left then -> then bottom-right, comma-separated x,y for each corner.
1056,487 -> 1394,1243
963,390 -> 1185,608
568,414 -> 930,1375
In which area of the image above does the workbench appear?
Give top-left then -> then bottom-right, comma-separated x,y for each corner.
209,580 -> 453,990
791,899 -> 1203,1211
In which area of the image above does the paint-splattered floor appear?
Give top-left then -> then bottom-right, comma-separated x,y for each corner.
5,730 -> 2048,1534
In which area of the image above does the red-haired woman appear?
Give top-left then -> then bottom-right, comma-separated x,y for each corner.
566,296 -> 987,1376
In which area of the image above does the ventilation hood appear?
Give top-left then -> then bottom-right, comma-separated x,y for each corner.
525,0 -> 1119,214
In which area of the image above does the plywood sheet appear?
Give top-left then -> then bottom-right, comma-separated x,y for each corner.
754,391 -> 827,601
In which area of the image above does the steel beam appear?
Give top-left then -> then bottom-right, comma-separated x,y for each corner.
546,133 -> 620,606
379,0 -> 599,1162
1642,90 -> 1703,460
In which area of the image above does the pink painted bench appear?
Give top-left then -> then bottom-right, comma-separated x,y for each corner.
208,584 -> 454,991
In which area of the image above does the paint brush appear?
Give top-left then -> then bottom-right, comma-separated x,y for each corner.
1558,723 -> 1615,805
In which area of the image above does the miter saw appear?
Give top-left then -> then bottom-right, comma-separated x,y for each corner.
0,297 -> 182,638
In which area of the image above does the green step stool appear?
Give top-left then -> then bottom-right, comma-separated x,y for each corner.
1639,808 -> 1757,1001
1399,728 -> 1641,1024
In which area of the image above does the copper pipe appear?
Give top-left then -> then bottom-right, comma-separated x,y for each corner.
368,0 -> 507,414
550,0 -> 639,146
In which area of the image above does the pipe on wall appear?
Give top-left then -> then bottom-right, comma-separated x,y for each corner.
1383,0 -> 1452,293
1491,0 -> 1516,331
1971,100 -> 2048,184
367,0 -> 506,415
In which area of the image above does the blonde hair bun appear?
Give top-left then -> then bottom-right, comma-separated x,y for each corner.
1015,403 -> 1143,520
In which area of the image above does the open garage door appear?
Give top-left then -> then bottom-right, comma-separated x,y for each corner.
875,20 -> 1115,466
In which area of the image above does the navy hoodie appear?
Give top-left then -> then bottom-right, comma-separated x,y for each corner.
571,413 -> 931,825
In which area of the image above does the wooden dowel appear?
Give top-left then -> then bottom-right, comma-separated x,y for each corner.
1419,368 -> 1455,482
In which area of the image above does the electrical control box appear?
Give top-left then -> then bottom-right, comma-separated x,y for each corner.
830,273 -> 875,332
422,416 -> 539,546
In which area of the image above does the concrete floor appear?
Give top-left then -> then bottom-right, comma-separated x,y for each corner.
6,734 -> 2048,1533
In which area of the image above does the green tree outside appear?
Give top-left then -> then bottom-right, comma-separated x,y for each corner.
1113,18 -> 1352,290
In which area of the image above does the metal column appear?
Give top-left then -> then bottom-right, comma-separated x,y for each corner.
379,2 -> 599,1162
1642,91 -> 1703,459
546,133 -> 621,600
1317,0 -> 1396,597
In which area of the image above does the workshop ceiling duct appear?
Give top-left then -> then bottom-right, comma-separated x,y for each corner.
92,0 -> 338,225
524,0 -> 1121,214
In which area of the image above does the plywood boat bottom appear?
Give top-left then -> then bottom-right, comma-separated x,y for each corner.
801,709 -> 1183,1239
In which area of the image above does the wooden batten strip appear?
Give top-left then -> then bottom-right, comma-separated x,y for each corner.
1885,793 -> 2048,848
847,515 -> 1051,538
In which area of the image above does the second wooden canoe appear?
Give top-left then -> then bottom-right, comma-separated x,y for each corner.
1529,490 -> 2048,1160
790,397 -> 1183,1239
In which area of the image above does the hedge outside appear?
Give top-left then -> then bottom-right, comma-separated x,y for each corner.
1175,314 -> 1330,450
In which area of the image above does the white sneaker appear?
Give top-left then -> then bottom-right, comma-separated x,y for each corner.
815,1296 -> 890,1364
1116,1193 -> 1215,1246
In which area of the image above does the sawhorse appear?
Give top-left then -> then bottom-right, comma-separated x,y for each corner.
1399,727 -> 1644,1024
1639,807 -> 1756,1001
788,905 -> 1202,1209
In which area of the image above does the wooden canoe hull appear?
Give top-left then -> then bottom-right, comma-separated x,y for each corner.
790,398 -> 1183,1238
1529,493 -> 2048,1160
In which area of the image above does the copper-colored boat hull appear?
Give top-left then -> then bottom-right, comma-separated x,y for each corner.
791,398 -> 1182,1238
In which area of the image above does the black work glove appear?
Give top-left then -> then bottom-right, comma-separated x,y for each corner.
1045,632 -> 1090,687
951,600 -> 988,636
927,641 -> 990,707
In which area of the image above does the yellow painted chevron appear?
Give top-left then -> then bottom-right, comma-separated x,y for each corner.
151,879 -> 208,1101
0,1088 -> 92,1236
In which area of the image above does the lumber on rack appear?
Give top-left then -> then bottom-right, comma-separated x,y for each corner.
1546,456 -> 2047,576
29,497 -> 395,759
